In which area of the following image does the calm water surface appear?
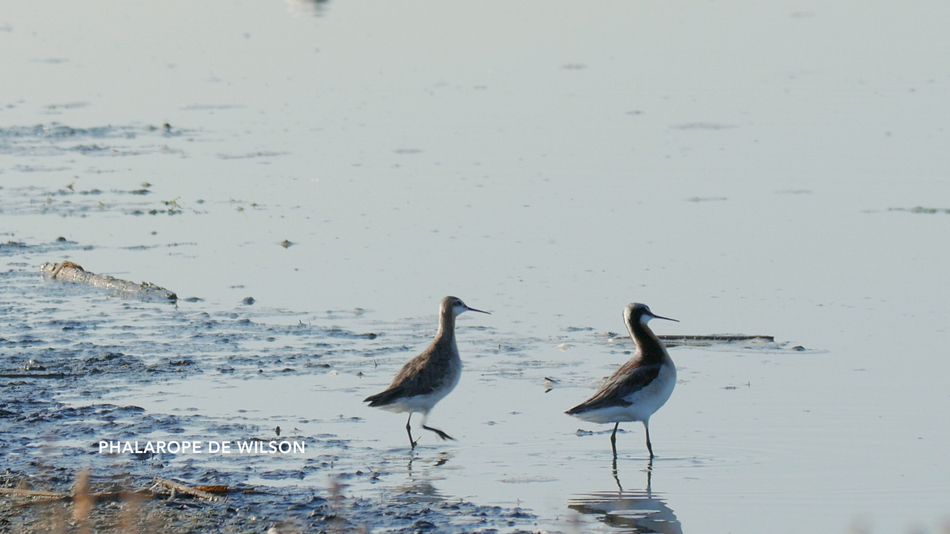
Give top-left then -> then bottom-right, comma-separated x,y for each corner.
3,1 -> 950,532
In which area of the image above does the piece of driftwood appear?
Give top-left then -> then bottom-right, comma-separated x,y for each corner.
658,334 -> 775,347
152,478 -> 223,501
657,334 -> 775,347
40,261 -> 177,302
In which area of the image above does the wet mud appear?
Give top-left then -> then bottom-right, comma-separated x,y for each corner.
1,238 -> 544,532
0,123 -> 182,159
1,126 -> 805,530
0,236 -> 805,532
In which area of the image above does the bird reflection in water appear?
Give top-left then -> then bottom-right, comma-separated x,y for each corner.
569,459 -> 682,533
395,451 -> 454,504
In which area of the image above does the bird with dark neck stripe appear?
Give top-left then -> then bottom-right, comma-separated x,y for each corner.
365,296 -> 489,449
566,302 -> 678,459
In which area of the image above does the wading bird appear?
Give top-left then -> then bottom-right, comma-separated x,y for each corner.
365,296 -> 489,449
566,303 -> 677,458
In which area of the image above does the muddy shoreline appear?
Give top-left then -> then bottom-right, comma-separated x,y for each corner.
1,241 -> 543,533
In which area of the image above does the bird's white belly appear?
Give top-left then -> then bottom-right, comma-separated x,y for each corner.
378,359 -> 462,415
575,364 -> 676,424
377,389 -> 449,414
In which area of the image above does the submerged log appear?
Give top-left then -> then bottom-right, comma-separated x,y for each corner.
659,334 -> 774,342
40,261 -> 177,302
658,334 -> 775,347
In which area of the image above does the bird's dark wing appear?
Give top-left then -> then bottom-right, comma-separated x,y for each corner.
565,362 -> 662,414
364,347 -> 451,406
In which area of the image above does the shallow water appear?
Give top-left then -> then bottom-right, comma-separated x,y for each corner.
3,1 -> 950,532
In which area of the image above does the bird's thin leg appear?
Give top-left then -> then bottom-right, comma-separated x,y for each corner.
406,413 -> 419,449
645,457 -> 654,495
422,425 -> 455,441
421,414 -> 455,441
644,420 -> 654,459
611,452 -> 623,492
610,422 -> 620,456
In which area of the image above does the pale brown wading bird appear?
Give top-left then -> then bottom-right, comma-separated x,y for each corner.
566,303 -> 677,459
364,296 -> 489,449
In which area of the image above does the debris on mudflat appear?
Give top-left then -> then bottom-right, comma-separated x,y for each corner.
40,261 -> 178,302
659,334 -> 775,347
152,478 -> 225,502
